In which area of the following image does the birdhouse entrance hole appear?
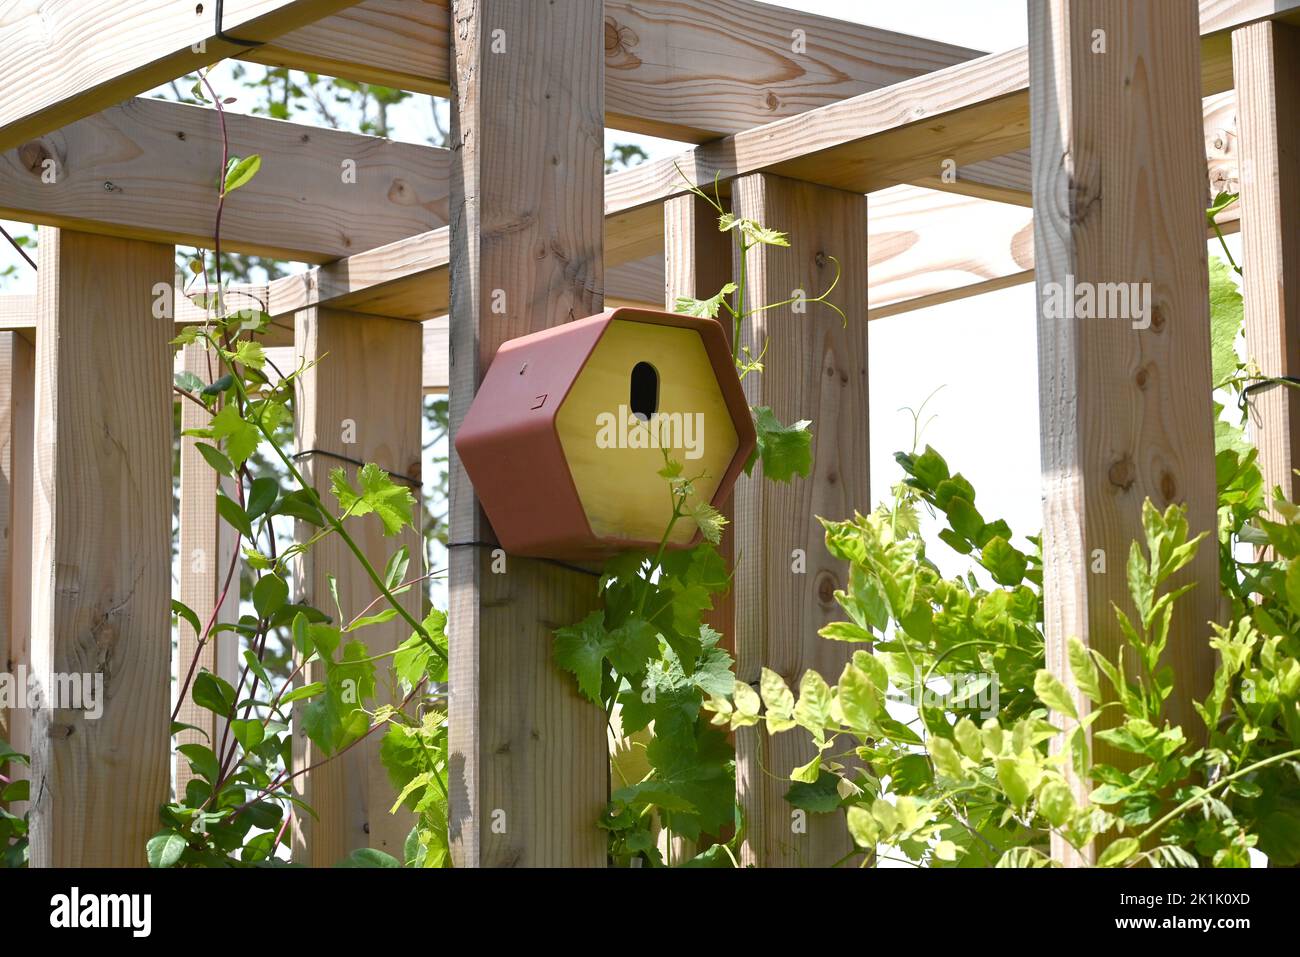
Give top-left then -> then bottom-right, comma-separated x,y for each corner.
629,361 -> 659,421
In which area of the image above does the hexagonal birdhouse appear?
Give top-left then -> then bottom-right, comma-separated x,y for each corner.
455,307 -> 757,560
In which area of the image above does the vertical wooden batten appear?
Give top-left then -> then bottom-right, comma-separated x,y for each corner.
447,0 -> 608,867
29,227 -> 173,866
291,306 -> 422,865
1233,20 -> 1300,507
0,332 -> 34,783
1029,0 -> 1220,864
730,174 -> 869,867
175,341 -> 241,798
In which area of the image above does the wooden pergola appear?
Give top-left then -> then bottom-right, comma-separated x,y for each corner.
0,0 -> 1294,867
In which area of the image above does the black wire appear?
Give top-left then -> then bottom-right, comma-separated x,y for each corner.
1238,375 -> 1300,416
446,539 -> 601,578
0,224 -> 35,270
215,0 -> 266,48
291,448 -> 422,488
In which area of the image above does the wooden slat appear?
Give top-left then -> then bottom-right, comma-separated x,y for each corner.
448,0 -> 606,868
1233,20 -> 1300,505
249,0 -> 1289,142
252,0 -> 982,139
291,307 -> 422,866
0,331 -> 33,778
0,0 -> 357,151
175,342 -> 241,797
1,97 -> 447,263
28,228 -> 173,866
1031,0 -> 1220,866
731,174 -> 868,868
661,192 -> 735,859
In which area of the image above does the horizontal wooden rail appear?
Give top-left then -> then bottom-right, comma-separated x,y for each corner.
1,97 -> 447,262
0,0 -> 356,152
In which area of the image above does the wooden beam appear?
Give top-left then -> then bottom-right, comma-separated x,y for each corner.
291,307 -> 422,866
175,342 -> 241,798
662,192 -> 735,859
248,0 -> 1289,143
731,174 -> 868,867
1031,0 -> 1220,865
252,0 -> 982,139
0,0 -> 356,151
0,331 -> 33,781
447,0 -> 606,868
28,228 -> 173,866
1233,20 -> 1300,506
1,97 -> 447,262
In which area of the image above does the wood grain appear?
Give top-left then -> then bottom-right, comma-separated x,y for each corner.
1,97 -> 448,263
28,228 -> 173,866
0,331 -> 33,791
175,342 -> 241,798
0,0 -> 356,151
447,0 -> 607,868
1030,0 -> 1220,866
291,307 -> 422,866
731,174 -> 868,867
1233,21 -> 1300,507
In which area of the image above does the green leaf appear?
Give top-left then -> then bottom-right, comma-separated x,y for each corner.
846,805 -> 879,847
673,282 -> 737,319
1033,670 -> 1078,720
746,406 -> 812,482
176,743 -> 220,784
223,154 -> 262,194
335,847 -> 401,868
147,831 -> 188,869
1097,837 -> 1140,868
215,493 -> 253,539
1208,255 -> 1243,388
245,477 -> 279,521
837,662 -> 881,728
252,574 -> 288,619
331,464 -> 416,536
194,442 -> 235,477
384,546 -> 411,591
1067,636 -> 1102,705
784,771 -> 842,813
191,671 -> 236,717
208,404 -> 260,467
553,611 -> 612,705
980,536 -> 1028,586
172,599 -> 202,638
230,718 -> 265,752
928,735 -> 965,780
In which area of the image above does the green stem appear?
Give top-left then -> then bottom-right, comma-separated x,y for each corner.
222,351 -> 444,661
1137,746 -> 1300,845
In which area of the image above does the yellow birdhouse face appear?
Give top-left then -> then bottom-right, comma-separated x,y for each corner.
454,308 -> 757,559
557,317 -> 742,546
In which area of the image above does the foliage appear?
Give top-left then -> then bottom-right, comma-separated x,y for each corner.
153,68 -> 450,867
554,175 -> 846,864
704,202 -> 1300,866
0,740 -> 28,867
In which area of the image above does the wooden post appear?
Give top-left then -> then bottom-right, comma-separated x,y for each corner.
29,227 -> 173,866
175,342 -> 241,798
1233,20 -> 1300,506
0,332 -> 34,774
291,307 -> 422,865
661,192 -> 736,858
730,173 -> 869,867
447,0 -> 607,868
1029,1 -> 1220,864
